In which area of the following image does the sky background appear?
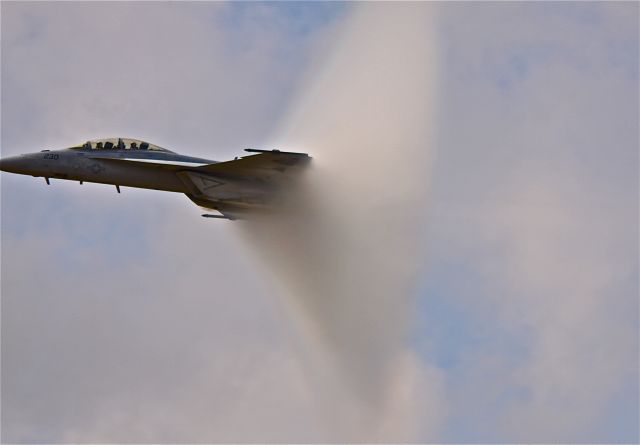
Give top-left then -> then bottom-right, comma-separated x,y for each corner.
1,2 -> 638,443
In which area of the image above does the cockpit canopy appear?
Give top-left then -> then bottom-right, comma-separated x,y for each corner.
72,138 -> 173,153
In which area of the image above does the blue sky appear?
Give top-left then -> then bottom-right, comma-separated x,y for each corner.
2,2 -> 638,443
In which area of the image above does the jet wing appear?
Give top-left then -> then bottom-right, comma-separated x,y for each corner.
178,149 -> 311,219
83,149 -> 310,178
195,149 -> 311,182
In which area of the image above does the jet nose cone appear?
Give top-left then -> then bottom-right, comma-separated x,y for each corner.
0,155 -> 24,174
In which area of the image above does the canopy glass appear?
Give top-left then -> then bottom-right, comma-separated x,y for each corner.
72,138 -> 173,152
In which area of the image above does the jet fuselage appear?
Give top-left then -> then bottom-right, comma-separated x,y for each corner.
0,138 -> 310,220
0,147 -> 215,193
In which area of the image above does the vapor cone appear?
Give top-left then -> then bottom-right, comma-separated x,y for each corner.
240,3 -> 440,440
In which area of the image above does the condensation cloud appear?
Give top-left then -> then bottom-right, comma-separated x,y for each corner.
239,4 -> 443,441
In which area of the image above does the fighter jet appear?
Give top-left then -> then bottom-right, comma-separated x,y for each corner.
0,137 -> 310,220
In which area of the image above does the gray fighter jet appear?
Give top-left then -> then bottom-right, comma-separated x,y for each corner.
0,137 -> 310,220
